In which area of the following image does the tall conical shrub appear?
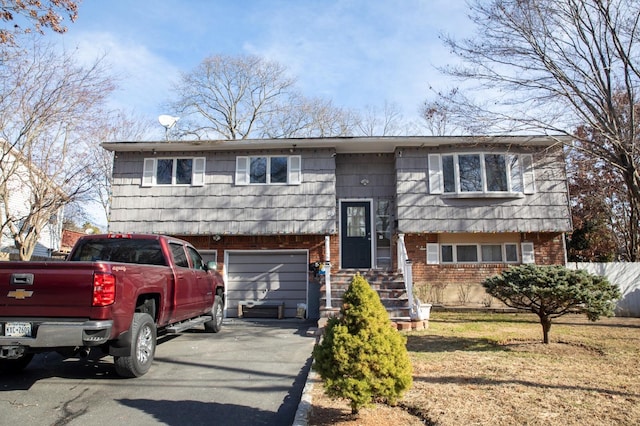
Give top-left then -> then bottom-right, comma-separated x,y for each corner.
313,274 -> 413,414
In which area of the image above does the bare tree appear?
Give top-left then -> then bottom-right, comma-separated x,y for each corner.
83,109 -> 154,223
259,93 -> 358,138
356,101 -> 408,136
419,88 -> 467,136
167,54 -> 368,140
0,0 -> 79,44
168,54 -> 297,140
0,37 -> 115,260
437,0 -> 640,259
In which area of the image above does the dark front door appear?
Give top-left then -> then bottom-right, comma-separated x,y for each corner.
341,201 -> 372,268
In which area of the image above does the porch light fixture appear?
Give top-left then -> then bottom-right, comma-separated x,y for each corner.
360,178 -> 369,186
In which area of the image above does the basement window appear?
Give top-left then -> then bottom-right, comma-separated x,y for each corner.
432,243 -> 524,264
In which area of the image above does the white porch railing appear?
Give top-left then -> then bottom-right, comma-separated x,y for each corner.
324,235 -> 332,308
397,233 -> 417,319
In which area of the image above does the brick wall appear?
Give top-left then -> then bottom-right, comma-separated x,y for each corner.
402,232 -> 565,280
177,231 -> 565,295
175,234 -> 327,270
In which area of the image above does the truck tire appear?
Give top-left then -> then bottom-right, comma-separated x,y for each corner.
0,353 -> 34,374
204,296 -> 223,333
114,313 -> 156,377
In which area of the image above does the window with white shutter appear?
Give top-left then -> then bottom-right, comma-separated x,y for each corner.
431,152 -> 536,196
521,242 -> 535,264
142,157 -> 205,186
235,155 -> 302,185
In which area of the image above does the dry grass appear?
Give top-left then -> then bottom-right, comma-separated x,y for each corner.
308,312 -> 640,425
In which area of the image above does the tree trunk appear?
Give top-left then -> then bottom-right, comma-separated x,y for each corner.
540,316 -> 552,344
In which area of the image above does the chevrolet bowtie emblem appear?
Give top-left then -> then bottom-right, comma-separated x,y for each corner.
8,289 -> 34,299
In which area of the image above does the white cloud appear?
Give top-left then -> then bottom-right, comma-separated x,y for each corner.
243,0 -> 472,118
60,31 -> 182,119
53,0 -> 475,124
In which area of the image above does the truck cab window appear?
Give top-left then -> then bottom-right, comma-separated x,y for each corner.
169,243 -> 189,268
187,246 -> 206,270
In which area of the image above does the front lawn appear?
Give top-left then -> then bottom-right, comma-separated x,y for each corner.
309,312 -> 640,425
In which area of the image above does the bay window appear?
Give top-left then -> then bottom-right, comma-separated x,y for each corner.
430,152 -> 535,195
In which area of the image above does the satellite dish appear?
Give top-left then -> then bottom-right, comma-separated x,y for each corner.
158,115 -> 180,141
158,115 -> 180,129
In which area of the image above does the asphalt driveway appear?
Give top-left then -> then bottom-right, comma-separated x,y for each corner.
0,319 -> 318,426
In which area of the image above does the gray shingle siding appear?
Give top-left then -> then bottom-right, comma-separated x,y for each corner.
335,153 -> 395,199
109,149 -> 336,235
105,137 -> 571,237
396,144 -> 571,233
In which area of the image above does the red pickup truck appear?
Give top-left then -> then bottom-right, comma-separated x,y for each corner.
0,233 -> 224,377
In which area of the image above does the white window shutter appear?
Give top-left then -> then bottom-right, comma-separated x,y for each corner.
521,154 -> 535,194
521,242 -> 535,264
508,154 -> 523,192
235,156 -> 249,185
142,158 -> 155,187
288,155 -> 301,184
428,154 -> 443,194
426,243 -> 439,264
193,157 -> 206,186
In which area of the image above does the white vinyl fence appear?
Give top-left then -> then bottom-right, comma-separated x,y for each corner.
567,262 -> 640,317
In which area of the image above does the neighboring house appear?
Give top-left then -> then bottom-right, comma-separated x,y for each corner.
0,143 -> 64,260
102,136 -> 572,319
58,228 -> 86,256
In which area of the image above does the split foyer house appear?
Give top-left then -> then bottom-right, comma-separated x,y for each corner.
102,135 -> 572,319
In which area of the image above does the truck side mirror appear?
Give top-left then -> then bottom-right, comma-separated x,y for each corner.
206,261 -> 217,271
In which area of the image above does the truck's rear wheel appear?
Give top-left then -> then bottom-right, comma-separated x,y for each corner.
114,313 -> 156,377
0,353 -> 34,374
204,296 -> 223,333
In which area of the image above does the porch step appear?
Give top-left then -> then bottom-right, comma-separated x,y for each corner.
319,269 -> 411,320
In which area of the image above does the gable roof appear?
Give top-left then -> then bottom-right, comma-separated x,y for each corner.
102,135 -> 571,154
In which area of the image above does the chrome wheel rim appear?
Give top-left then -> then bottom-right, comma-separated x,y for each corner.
136,325 -> 153,364
215,301 -> 223,326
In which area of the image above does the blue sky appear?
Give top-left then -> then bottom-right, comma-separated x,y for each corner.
46,0 -> 472,138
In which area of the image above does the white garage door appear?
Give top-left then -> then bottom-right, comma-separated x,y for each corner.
226,250 -> 308,318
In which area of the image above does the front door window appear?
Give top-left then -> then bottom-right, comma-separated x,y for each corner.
347,206 -> 366,237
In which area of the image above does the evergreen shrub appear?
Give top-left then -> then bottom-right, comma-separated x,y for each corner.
312,273 -> 413,414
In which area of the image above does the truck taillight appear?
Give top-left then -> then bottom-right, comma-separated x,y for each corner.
93,273 -> 116,306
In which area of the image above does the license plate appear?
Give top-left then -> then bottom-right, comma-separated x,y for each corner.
4,322 -> 32,337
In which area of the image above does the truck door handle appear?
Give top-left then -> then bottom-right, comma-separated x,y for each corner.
11,273 -> 34,286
